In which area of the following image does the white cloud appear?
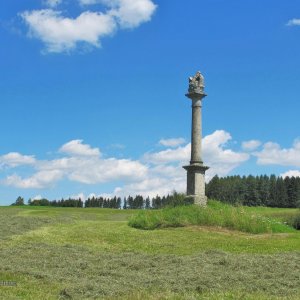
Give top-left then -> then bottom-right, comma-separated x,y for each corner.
78,0 -> 157,28
242,140 -> 261,151
280,170 -> 300,178
4,132 -> 300,197
33,194 -> 43,200
59,140 -> 101,157
36,155 -> 147,186
106,0 -> 157,29
115,176 -> 185,198
146,131 -> 248,165
21,9 -> 117,53
287,19 -> 300,26
144,130 -> 250,183
66,157 -> 148,184
69,192 -> 86,200
255,140 -> 300,167
151,164 -> 184,178
0,152 -> 36,168
21,0 -> 157,53
129,161 -> 187,197
112,162 -> 186,198
144,144 -> 190,164
1,140 -> 147,189
44,0 -> 62,7
159,138 -> 186,148
132,130 -> 249,196
203,130 -> 250,179
0,131 -> 248,195
3,170 -> 64,189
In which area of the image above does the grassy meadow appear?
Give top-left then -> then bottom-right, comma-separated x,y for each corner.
0,202 -> 299,299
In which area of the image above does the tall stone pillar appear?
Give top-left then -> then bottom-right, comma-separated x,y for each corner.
183,71 -> 209,206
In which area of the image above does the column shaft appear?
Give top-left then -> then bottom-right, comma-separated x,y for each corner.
191,99 -> 202,164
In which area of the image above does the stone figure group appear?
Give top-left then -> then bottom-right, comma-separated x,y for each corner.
188,71 -> 205,93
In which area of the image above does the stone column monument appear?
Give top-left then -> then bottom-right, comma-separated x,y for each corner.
183,71 -> 209,206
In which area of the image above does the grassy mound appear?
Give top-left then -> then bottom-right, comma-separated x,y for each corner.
128,200 -> 295,234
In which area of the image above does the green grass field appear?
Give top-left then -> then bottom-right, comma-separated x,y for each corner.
128,201 -> 298,233
0,203 -> 299,299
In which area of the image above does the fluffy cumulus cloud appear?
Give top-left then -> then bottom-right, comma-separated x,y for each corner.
0,152 -> 36,168
159,138 -> 186,148
21,9 -> 117,53
144,144 -> 190,164
144,130 -> 250,186
113,130 -> 250,197
105,0 -> 157,29
59,139 -> 101,157
0,131 -> 250,197
114,176 -> 186,199
66,157 -> 148,184
20,0 -> 157,53
242,140 -> 261,151
287,19 -> 300,26
254,140 -> 300,167
1,140 -> 147,189
112,160 -> 188,198
202,130 -> 250,179
145,131 -> 249,173
280,170 -> 300,178
78,0 -> 157,28
4,133 -> 300,197
4,170 -> 64,189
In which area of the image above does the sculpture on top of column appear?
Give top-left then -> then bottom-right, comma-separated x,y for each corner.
188,71 -> 205,94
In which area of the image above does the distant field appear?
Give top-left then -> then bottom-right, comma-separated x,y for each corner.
0,204 -> 299,299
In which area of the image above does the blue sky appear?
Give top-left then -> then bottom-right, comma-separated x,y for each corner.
0,0 -> 300,205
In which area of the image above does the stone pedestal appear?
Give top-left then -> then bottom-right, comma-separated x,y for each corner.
183,71 -> 209,206
183,164 -> 209,206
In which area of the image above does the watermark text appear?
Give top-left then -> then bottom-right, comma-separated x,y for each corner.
0,281 -> 17,287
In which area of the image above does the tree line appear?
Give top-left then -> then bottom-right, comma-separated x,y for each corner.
206,175 -> 300,208
11,175 -> 300,208
29,198 -> 84,207
11,192 -> 191,209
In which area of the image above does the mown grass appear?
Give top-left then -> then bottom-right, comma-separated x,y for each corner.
1,243 -> 300,299
0,204 -> 300,299
128,200 -> 296,234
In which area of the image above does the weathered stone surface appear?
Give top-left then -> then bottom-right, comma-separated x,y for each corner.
188,71 -> 205,94
183,164 -> 209,205
183,71 -> 209,206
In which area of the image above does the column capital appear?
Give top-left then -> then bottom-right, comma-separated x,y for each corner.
183,164 -> 209,173
185,91 -> 207,101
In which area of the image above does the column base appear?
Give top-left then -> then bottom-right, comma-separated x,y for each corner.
183,164 -> 209,206
185,195 -> 208,206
